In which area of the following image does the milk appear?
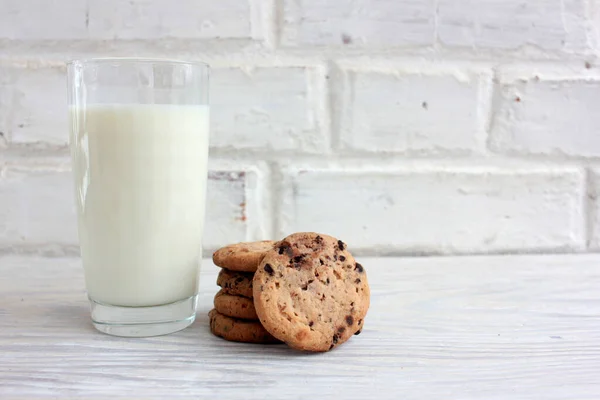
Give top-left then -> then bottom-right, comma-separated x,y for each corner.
70,104 -> 209,307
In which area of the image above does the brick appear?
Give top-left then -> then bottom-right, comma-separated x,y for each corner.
490,78 -> 600,158
88,0 -> 254,39
339,69 -> 487,154
0,0 -> 87,40
588,169 -> 600,248
6,67 -> 68,145
0,168 -> 78,247
210,67 -> 327,152
437,0 -> 588,51
593,1 -> 600,50
0,70 -> 12,147
281,0 -> 434,47
204,165 -> 268,251
279,167 -> 584,254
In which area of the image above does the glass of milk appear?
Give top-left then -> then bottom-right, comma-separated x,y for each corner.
67,58 -> 209,337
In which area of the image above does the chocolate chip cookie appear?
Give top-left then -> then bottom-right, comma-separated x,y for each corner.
216,269 -> 254,298
208,309 -> 281,344
253,232 -> 370,352
213,289 -> 257,320
212,241 -> 276,272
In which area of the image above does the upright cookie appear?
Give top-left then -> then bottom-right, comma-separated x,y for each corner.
216,269 -> 254,298
253,232 -> 370,352
212,241 -> 276,272
208,309 -> 281,344
213,289 -> 257,320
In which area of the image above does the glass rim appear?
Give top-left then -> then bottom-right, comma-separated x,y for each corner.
67,57 -> 209,70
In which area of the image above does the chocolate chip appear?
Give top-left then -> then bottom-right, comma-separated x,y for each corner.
264,264 -> 274,276
332,334 -> 339,344
358,319 -> 362,325
319,258 -> 324,265
339,255 -> 346,262
291,255 -> 306,270
278,243 -> 293,256
326,278 -> 330,285
354,329 -> 361,336
337,326 -> 346,334
345,315 -> 354,326
315,235 -> 323,244
235,277 -> 244,283
350,302 -> 354,306
301,282 -> 309,290
321,294 -> 326,301
355,263 -> 364,273
309,321 -> 314,327
334,254 -> 338,261
355,278 -> 361,284
329,343 -> 335,350
338,240 -> 346,250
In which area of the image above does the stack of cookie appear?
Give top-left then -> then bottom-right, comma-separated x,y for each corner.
209,233 -> 370,352
210,241 -> 281,344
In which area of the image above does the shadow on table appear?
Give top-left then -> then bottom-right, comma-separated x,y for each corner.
38,304 -> 337,357
189,306 -> 328,358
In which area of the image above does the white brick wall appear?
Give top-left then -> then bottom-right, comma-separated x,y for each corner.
88,0 -> 256,40
338,68 -> 489,154
0,66 -> 68,145
281,0 -> 434,47
203,161 -> 271,252
490,77 -> 600,157
437,0 -> 588,51
588,168 -> 600,249
0,167 -> 78,250
0,0 -> 599,257
0,68 -> 12,148
279,166 -> 585,254
211,66 -> 328,152
0,0 -> 88,40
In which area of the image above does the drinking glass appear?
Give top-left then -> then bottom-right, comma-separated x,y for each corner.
67,58 -> 210,337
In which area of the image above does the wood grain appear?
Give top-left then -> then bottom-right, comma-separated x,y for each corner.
1,255 -> 599,399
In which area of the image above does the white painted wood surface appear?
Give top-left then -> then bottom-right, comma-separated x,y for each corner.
1,255 -> 600,399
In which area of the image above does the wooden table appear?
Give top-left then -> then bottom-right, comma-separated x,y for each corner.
1,254 -> 599,399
